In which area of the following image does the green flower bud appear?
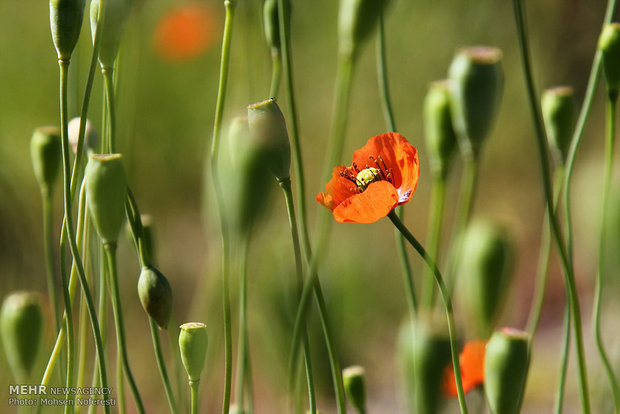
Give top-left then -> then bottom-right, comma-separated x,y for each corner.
85,154 -> 128,245
68,117 -> 99,154
338,0 -> 391,59
343,366 -> 367,412
49,0 -> 86,60
424,80 -> 458,179
220,117 -> 275,235
459,220 -> 515,338
247,98 -> 291,181
484,328 -> 530,414
448,47 -> 503,160
599,23 -> 620,91
90,0 -> 134,70
263,0 -> 290,57
179,322 -> 208,382
31,126 -> 62,195
411,317 -> 452,414
138,266 -> 172,329
1,292 -> 44,381
541,87 -> 575,165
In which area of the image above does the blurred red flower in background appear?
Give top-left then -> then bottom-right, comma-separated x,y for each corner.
443,340 -> 487,397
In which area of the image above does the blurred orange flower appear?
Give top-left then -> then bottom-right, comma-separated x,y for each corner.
443,340 -> 487,397
153,2 -> 216,62
316,133 -> 420,223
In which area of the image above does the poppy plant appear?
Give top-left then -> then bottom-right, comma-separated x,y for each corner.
443,340 -> 487,397
316,132 -> 420,223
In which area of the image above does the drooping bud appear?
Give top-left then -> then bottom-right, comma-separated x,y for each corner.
138,266 -> 172,329
90,0 -> 134,70
599,23 -> 620,92
31,126 -> 62,195
541,87 -> 575,165
1,292 -> 44,381
343,366 -> 367,412
459,220 -> 514,338
179,322 -> 208,382
448,46 -> 503,160
263,0 -> 290,57
338,0 -> 391,59
50,0 -> 86,60
85,154 -> 128,245
68,117 -> 99,154
247,98 -> 291,181
424,80 -> 458,179
484,328 -> 530,414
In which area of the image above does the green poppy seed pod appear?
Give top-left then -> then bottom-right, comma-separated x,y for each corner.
179,322 -> 208,382
68,117 -> 99,154
541,87 -> 575,165
484,328 -> 530,414
247,98 -> 291,181
1,292 -> 44,381
138,266 -> 172,329
31,126 -> 62,195
411,317 -> 452,414
599,23 -> 620,91
49,0 -> 86,61
343,366 -> 367,412
85,154 -> 128,245
424,80 -> 458,179
460,220 -> 515,338
338,0 -> 390,59
448,46 -> 503,160
90,0 -> 134,70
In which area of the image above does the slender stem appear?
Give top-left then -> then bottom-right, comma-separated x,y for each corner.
276,0 -> 310,256
512,1 -> 590,412
190,380 -> 200,414
562,0 -> 618,260
376,11 -> 417,316
445,157 -> 478,298
526,166 -> 564,338
280,179 -> 317,413
554,303 -> 571,414
422,176 -> 446,309
42,192 -> 61,332
104,244 -> 145,414
208,3 -> 236,413
234,237 -> 252,411
593,91 -> 620,412
269,50 -> 282,98
387,210 -> 469,414
150,319 -> 179,414
102,68 -> 117,153
76,205 -> 93,402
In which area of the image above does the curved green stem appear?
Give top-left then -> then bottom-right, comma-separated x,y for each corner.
280,178 -> 317,414
376,10 -> 417,317
554,304 -> 571,414
422,176 -> 446,309
234,236 -> 253,412
269,50 -> 282,98
387,210 -> 468,414
208,3 -> 236,413
190,380 -> 200,414
42,192 -> 61,333
593,91 -> 620,412
150,319 -> 179,414
104,244 -> 145,414
512,1 -> 590,412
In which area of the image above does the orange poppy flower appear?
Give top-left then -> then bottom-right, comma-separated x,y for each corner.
153,3 -> 216,62
442,340 -> 487,397
316,133 -> 420,223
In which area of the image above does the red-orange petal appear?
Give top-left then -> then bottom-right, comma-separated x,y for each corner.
442,340 -> 487,397
332,181 -> 398,223
316,166 -> 357,211
351,133 -> 420,205
153,3 -> 216,62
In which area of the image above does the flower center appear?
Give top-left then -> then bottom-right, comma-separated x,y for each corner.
340,155 -> 394,192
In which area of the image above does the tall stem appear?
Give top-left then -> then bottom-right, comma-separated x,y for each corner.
269,51 -> 282,98
234,236 -> 253,412
208,3 -> 236,413
422,176 -> 446,309
593,91 -> 620,411
42,192 -> 61,332
190,380 -> 200,414
104,244 -> 145,414
102,69 -> 117,153
512,1 -> 590,412
376,11 -> 417,317
150,319 -> 179,414
387,211 -> 469,414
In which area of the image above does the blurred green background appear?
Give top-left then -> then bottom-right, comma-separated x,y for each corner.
1,0 -> 619,412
